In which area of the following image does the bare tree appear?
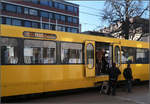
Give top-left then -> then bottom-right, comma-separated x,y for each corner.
101,0 -> 149,39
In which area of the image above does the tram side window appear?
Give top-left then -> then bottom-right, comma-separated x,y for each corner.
136,48 -> 149,64
61,43 -> 82,64
24,40 -> 56,64
1,38 -> 18,64
121,47 -> 136,64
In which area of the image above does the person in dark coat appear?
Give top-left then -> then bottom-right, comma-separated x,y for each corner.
107,63 -> 121,96
101,54 -> 109,74
123,64 -> 133,93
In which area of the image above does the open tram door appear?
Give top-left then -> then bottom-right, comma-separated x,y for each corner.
85,41 -> 95,77
113,43 -> 121,69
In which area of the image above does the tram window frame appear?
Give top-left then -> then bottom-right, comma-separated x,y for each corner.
61,42 -> 83,64
24,39 -> 56,65
121,46 -> 136,64
1,37 -> 19,65
86,43 -> 94,69
136,48 -> 149,64
115,46 -> 120,65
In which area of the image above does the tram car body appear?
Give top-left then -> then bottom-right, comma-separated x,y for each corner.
0,25 -> 149,97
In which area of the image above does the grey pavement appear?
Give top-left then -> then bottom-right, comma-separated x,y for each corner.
24,83 -> 149,104
2,83 -> 149,104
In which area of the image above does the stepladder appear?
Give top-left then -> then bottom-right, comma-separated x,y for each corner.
100,81 -> 109,95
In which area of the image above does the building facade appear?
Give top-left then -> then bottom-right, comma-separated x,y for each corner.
99,17 -> 149,41
0,0 -> 79,33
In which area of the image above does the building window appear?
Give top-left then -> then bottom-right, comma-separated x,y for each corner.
45,24 -> 49,29
12,19 -> 21,26
29,9 -> 38,16
51,25 -> 55,30
54,2 -> 59,8
74,7 -> 77,14
61,42 -> 82,64
61,26 -> 66,32
59,3 -> 65,10
24,21 -> 31,27
55,14 -> 60,20
57,26 -> 65,32
31,0 -> 38,4
0,2 -> 3,10
49,13 -> 53,19
24,8 -> 29,14
6,4 -> 16,12
32,22 -> 38,28
72,28 -> 78,33
17,6 -> 22,13
49,0 -> 53,7
61,15 -> 65,21
43,23 -> 49,29
6,18 -> 11,25
40,0 -> 48,6
73,18 -> 77,24
67,27 -> 72,32
67,5 -> 73,12
24,40 -> 56,64
1,38 -> 19,65
40,11 -> 49,18
67,17 -> 72,23
57,26 -> 62,31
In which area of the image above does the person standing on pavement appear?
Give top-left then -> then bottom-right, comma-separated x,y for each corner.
107,63 -> 121,96
123,64 -> 133,93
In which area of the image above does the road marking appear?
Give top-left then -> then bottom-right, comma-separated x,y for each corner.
116,96 -> 147,104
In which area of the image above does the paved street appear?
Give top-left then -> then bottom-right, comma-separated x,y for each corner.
2,82 -> 150,104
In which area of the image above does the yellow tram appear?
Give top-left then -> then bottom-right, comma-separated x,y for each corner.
0,24 -> 149,97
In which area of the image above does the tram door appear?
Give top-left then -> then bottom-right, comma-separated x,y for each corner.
85,41 -> 95,77
113,44 -> 121,68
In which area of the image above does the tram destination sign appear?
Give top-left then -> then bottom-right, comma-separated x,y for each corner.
23,31 -> 57,39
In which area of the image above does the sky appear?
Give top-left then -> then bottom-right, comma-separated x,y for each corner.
68,0 -> 149,32
69,1 -> 106,32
